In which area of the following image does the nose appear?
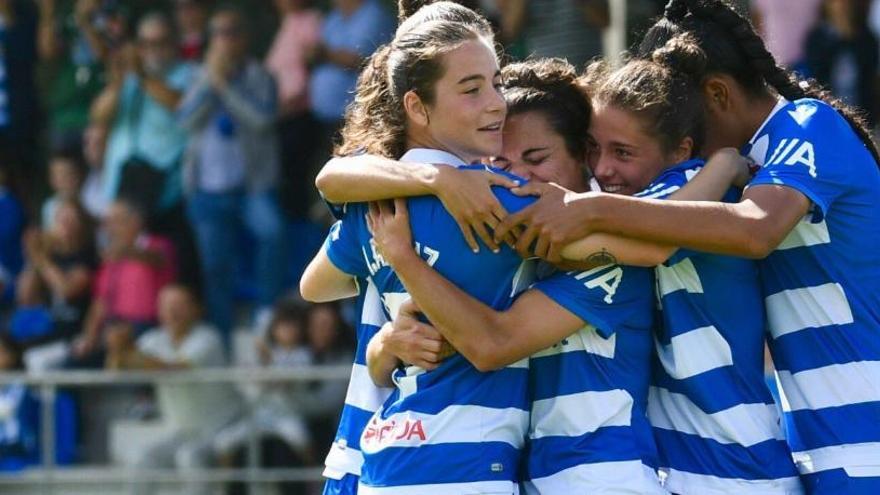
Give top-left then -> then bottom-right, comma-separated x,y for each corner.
487,87 -> 506,117
591,153 -> 616,183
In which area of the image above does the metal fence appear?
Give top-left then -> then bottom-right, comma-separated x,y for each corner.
0,365 -> 352,494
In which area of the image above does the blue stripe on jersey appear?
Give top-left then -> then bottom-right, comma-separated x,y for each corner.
641,159 -> 800,493
745,98 -> 880,475
527,425 -> 652,480
785,402 -> 880,452
652,428 -> 800,480
772,327 -> 880,374
527,264 -> 662,491
360,442 -> 521,487
650,365 -> 775,415
323,149 -> 537,490
388,356 -> 530,414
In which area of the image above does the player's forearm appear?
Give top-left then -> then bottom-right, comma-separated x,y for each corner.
315,155 -> 439,203
366,327 -> 400,387
388,251 -> 508,371
561,232 -> 675,267
669,149 -> 745,202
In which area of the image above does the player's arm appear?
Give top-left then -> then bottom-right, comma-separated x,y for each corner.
316,154 -> 519,252
366,324 -> 401,387
369,200 -> 585,371
558,148 -> 752,265
300,249 -> 359,303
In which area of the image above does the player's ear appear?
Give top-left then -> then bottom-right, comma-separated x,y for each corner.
404,90 -> 430,127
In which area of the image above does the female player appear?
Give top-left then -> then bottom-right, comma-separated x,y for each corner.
579,40 -> 802,494
494,1 -> 880,493
303,4 -> 537,493
310,3 -> 506,494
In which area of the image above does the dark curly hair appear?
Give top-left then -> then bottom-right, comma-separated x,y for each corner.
502,58 -> 592,162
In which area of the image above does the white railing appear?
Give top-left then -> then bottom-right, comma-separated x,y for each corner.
0,366 -> 352,493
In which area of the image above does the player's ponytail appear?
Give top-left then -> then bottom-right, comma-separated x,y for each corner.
643,0 -> 880,165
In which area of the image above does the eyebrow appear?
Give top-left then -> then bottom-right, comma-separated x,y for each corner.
609,140 -> 637,149
457,70 -> 502,85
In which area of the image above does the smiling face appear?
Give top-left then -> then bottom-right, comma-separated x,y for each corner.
406,37 -> 506,163
493,110 -> 587,192
588,102 -> 688,196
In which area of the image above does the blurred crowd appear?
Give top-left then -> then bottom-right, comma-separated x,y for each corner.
0,0 -> 878,491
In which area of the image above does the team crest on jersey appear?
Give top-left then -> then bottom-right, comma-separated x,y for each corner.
361,414 -> 428,453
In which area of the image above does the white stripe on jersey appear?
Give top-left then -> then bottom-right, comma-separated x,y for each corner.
765,283 -> 854,338
655,326 -> 733,380
663,468 -> 804,495
639,185 -> 682,200
776,361 -> 880,412
360,405 -> 529,454
346,363 -> 391,412
359,480 -> 518,495
656,258 -> 704,296
776,220 -> 831,251
324,443 -> 365,477
524,461 -> 667,495
648,387 -> 785,447
529,326 -> 616,359
530,389 -> 632,439
362,281 -> 387,327
792,443 -> 880,475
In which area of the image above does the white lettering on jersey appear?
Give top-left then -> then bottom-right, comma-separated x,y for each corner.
765,138 -> 818,178
571,265 -> 623,304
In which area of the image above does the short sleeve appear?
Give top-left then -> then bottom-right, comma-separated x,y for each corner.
749,102 -> 850,222
531,265 -> 653,339
181,328 -> 226,367
324,206 -> 370,278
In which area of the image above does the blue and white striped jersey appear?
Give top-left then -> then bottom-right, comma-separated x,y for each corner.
636,160 -> 803,494
745,98 -> 880,480
524,264 -> 665,494
324,148 -> 535,495
321,276 -> 393,481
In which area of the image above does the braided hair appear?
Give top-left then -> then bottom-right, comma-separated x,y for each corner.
642,0 -> 880,164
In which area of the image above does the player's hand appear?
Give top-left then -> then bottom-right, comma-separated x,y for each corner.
432,166 -> 520,253
382,299 -> 452,370
367,198 -> 414,266
710,147 -> 753,189
496,184 -> 594,263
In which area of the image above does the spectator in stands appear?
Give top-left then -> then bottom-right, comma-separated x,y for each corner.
80,123 -> 111,219
0,0 -> 40,215
299,302 -> 352,448
805,0 -> 879,123
178,6 -> 285,342
752,0 -> 823,69
16,199 -> 97,347
106,284 -> 241,495
90,11 -> 193,218
495,0 -> 607,69
174,0 -> 210,62
266,0 -> 322,221
213,302 -> 314,465
67,198 -> 176,368
307,0 -> 393,146
0,333 -> 39,471
37,0 -> 113,151
42,150 -> 87,229
0,164 -> 25,309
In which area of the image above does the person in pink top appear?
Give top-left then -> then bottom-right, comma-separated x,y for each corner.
751,0 -> 823,67
66,198 -> 177,368
266,0 -> 323,220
